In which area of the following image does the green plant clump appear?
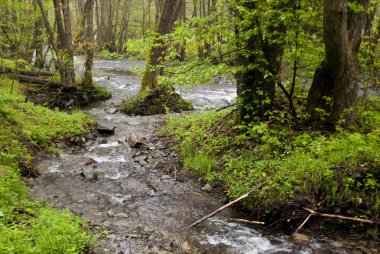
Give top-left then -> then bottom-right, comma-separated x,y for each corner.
95,49 -> 123,60
121,86 -> 193,115
0,78 -> 96,252
163,101 -> 380,221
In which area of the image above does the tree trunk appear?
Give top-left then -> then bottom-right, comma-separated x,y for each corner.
82,0 -> 95,86
307,0 -> 369,126
236,1 -> 287,123
141,0 -> 184,90
32,14 -> 45,69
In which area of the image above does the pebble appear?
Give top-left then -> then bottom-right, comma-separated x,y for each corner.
134,155 -> 148,161
161,175 -> 171,180
181,241 -> 192,253
108,107 -> 118,114
201,183 -> 213,192
291,233 -> 310,244
139,160 -> 148,166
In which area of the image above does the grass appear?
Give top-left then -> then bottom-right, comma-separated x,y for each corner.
0,77 -> 96,252
163,99 -> 380,224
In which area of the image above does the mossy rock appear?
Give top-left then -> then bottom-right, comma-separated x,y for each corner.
121,86 -> 193,115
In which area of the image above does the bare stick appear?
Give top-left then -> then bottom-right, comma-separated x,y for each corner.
295,213 -> 313,233
227,218 -> 265,225
303,208 -> 380,225
186,178 -> 271,229
295,199 -> 326,233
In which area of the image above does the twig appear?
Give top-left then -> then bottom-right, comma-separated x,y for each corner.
227,218 -> 265,225
294,199 -> 326,233
186,178 -> 271,229
173,164 -> 177,180
303,208 -> 380,225
294,213 -> 313,233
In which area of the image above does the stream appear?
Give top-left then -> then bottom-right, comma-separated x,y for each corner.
28,57 -> 379,253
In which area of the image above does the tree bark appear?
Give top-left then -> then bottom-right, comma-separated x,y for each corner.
82,0 -> 95,86
236,1 -> 288,123
307,0 -> 369,126
141,0 -> 184,90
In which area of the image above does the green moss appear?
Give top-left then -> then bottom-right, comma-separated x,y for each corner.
77,82 -> 112,105
121,86 -> 193,115
163,102 -> 380,222
0,78 -> 96,252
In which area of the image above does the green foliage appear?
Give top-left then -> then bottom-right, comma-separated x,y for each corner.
0,79 -> 96,252
125,38 -> 152,60
95,49 -> 123,60
163,104 -> 380,219
184,153 -> 216,181
0,168 -> 95,253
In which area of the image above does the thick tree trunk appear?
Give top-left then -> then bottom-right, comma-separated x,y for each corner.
141,0 -> 184,90
307,0 -> 369,126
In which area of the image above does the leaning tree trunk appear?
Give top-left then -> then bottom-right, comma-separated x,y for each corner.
140,0 -> 184,90
307,0 -> 370,126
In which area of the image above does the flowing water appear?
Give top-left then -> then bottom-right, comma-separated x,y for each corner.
28,58 -> 379,253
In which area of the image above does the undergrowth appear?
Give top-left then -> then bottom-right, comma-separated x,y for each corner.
0,78 -> 96,252
163,99 -> 380,225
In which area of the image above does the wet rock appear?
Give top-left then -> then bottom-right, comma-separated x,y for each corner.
96,122 -> 115,134
108,107 -> 118,114
161,175 -> 171,180
84,157 -> 97,165
100,138 -> 108,144
56,142 -> 64,149
127,133 -> 144,148
125,233 -> 138,238
291,233 -> 310,244
148,189 -> 156,196
181,241 -> 192,254
107,209 -> 116,217
201,183 -> 213,192
134,155 -> 148,161
139,160 -> 148,166
85,141 -> 93,147
159,239 -> 173,251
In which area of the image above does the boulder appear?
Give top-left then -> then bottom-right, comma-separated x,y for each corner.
96,122 -> 115,134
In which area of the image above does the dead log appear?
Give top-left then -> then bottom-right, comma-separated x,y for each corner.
303,208 -> 380,225
5,74 -> 62,87
0,65 -> 54,77
186,178 -> 271,229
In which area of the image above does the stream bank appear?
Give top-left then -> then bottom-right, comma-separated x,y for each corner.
29,58 -> 380,253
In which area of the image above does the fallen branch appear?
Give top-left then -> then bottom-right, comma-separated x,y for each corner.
186,178 -> 271,229
303,208 -> 380,225
227,218 -> 265,225
0,65 -> 54,76
5,74 -> 62,87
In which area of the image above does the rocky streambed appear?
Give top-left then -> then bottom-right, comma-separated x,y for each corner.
27,58 -> 380,253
